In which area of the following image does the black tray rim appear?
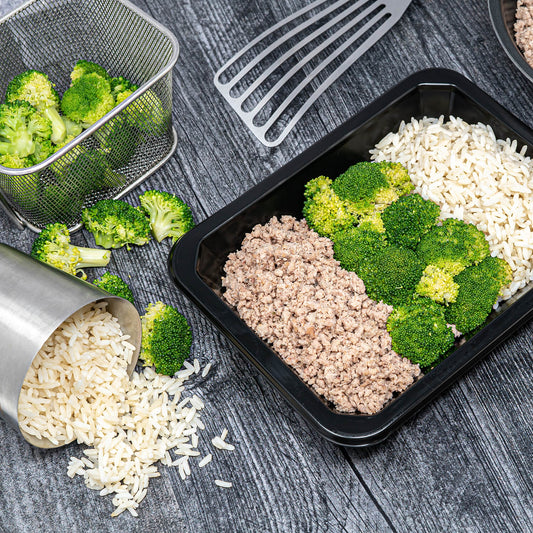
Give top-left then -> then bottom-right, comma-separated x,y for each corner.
168,68 -> 533,446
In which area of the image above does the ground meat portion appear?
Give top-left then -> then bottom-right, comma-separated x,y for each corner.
515,0 -> 533,67
222,215 -> 421,414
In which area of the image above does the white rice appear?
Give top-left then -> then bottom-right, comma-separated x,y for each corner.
214,479 -> 232,488
370,115 -> 533,300
17,302 -> 234,518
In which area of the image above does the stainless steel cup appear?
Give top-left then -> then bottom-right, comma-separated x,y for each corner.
0,243 -> 141,448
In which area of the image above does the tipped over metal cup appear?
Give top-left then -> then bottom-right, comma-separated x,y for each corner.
0,244 -> 141,448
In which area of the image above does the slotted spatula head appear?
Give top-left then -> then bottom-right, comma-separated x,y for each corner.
214,0 -> 413,147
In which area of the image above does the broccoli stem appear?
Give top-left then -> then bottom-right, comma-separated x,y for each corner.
43,107 -> 67,144
75,245 -> 110,268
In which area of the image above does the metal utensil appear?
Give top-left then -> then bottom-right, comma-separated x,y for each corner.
0,244 -> 141,448
214,0 -> 413,147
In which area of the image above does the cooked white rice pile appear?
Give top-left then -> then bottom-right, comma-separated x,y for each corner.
18,303 -> 226,518
370,115 -> 533,300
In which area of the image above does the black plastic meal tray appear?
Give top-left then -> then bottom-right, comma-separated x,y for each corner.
168,69 -> 533,447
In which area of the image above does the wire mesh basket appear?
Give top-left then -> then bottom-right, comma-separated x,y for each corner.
0,0 -> 179,232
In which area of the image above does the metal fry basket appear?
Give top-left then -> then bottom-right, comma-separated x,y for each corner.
0,0 -> 179,232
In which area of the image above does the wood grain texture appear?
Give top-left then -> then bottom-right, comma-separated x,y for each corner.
0,0 -> 532,532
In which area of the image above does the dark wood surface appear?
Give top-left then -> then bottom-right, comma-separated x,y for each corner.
1,1 -> 532,531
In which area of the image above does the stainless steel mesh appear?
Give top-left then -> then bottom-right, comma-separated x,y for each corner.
0,0 -> 178,231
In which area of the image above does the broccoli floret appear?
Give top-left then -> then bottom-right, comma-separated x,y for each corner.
31,222 -> 110,279
387,298 -> 455,367
61,73 -> 114,128
416,218 -> 490,275
5,70 -> 66,145
94,115 -> 139,168
140,301 -> 192,376
0,100 -> 52,159
416,264 -> 459,305
444,257 -> 510,334
139,189 -> 195,243
124,89 -> 169,134
110,76 -> 138,105
0,154 -> 40,210
302,175 -> 357,238
361,246 -> 425,306
33,138 -> 55,163
357,211 -> 385,233
82,198 -> 151,249
70,60 -> 110,85
93,272 -> 134,303
0,153 -> 32,169
381,193 -> 440,249
375,161 -> 414,197
333,226 -> 387,276
332,162 -> 389,216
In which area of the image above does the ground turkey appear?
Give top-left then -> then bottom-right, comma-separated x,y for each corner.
222,215 -> 421,414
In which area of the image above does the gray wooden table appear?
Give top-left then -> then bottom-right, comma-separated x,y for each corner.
1,1 -> 532,532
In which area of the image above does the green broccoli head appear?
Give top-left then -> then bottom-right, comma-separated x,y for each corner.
33,138 -> 55,164
302,175 -> 357,238
110,76 -> 138,105
333,226 -> 387,276
0,154 -> 40,210
61,73 -> 115,128
70,60 -> 110,85
381,193 -> 440,249
375,161 -> 414,197
94,115 -> 140,169
140,301 -> 192,376
0,100 -> 52,159
361,245 -> 425,306
357,211 -> 385,233
93,272 -> 134,303
82,198 -> 151,249
415,264 -> 459,305
31,222 -> 110,279
125,89 -> 168,134
0,153 -> 32,169
387,298 -> 455,368
139,189 -> 195,243
444,257 -> 510,334
416,218 -> 490,275
5,70 -> 66,144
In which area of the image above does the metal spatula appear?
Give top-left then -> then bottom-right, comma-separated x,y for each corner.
214,0 -> 413,147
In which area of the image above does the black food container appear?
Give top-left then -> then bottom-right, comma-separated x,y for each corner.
169,69 -> 533,446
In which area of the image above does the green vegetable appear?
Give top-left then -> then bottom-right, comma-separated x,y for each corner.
381,193 -> 440,249
302,175 -> 357,238
70,60 -> 110,85
61,73 -> 114,128
333,226 -> 387,276
416,218 -> 490,275
139,189 -> 194,243
387,298 -> 455,367
124,89 -> 168,134
0,154 -> 40,210
0,100 -> 52,159
82,198 -> 151,249
375,161 -> 414,197
415,265 -> 459,305
445,256 -> 512,333
360,246 -> 425,306
140,301 -> 192,376
94,115 -> 139,169
5,70 -> 66,145
93,272 -> 134,303
110,76 -> 138,105
31,222 -> 110,279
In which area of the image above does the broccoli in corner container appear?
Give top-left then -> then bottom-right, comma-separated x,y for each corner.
140,302 -> 193,376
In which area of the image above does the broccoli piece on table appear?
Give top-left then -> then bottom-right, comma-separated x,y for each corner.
94,115 -> 140,169
140,301 -> 192,376
415,264 -> 459,305
31,222 -> 110,279
302,175 -> 357,238
61,73 -> 114,128
0,100 -> 52,159
381,193 -> 440,249
416,218 -> 490,276
93,272 -> 134,304
361,246 -> 425,307
82,198 -> 151,249
139,189 -> 195,243
387,298 -> 455,368
444,256 -> 511,334
333,226 -> 387,276
110,76 -> 138,105
70,60 -> 110,85
5,70 -> 67,145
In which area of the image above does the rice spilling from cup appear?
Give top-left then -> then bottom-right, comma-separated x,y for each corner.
370,115 -> 533,300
